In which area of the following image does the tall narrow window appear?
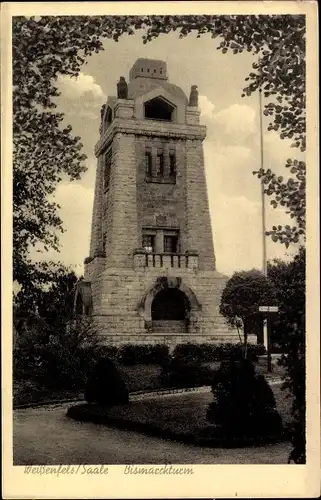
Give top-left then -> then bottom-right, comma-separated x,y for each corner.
142,234 -> 155,253
156,153 -> 164,176
169,153 -> 176,178
104,149 -> 112,190
145,151 -> 152,177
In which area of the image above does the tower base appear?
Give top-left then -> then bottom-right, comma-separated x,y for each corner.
82,263 -> 248,348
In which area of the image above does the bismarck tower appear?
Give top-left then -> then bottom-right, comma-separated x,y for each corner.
76,58 -> 236,346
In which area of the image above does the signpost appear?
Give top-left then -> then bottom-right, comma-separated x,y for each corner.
259,306 -> 279,373
259,306 -> 279,313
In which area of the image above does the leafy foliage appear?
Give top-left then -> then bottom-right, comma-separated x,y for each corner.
14,316 -> 100,392
267,247 -> 305,346
115,343 -> 170,366
172,342 -> 266,363
254,158 -> 306,247
268,248 -> 305,462
14,263 -> 79,330
207,358 -> 283,439
219,270 -> 277,343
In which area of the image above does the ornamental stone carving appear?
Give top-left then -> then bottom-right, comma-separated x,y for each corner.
189,85 -> 198,106
117,76 -> 128,99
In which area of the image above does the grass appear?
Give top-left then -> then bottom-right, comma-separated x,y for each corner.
117,364 -> 163,392
67,384 -> 293,448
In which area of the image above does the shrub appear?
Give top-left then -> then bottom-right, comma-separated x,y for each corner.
13,316 -> 101,392
161,358 -> 214,389
116,343 -> 169,366
206,358 -> 283,439
85,357 -> 129,406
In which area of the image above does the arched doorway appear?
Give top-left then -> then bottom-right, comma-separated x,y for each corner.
151,288 -> 190,333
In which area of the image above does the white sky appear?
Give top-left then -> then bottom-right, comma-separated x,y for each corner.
29,30 -> 304,276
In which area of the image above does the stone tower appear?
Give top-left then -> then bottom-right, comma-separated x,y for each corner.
77,58 -> 236,346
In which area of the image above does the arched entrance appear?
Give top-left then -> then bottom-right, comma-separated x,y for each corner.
152,288 -> 190,333
138,277 -> 201,333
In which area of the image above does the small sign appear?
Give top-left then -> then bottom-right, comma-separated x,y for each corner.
259,306 -> 279,313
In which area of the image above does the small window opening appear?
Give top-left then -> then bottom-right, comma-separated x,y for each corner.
169,154 -> 176,177
156,153 -> 164,176
145,151 -> 152,177
104,149 -> 112,190
142,234 -> 155,253
164,234 -> 179,254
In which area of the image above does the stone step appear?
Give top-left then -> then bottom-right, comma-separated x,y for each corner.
152,320 -> 187,333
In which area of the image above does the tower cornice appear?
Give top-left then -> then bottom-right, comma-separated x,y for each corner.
95,119 -> 207,156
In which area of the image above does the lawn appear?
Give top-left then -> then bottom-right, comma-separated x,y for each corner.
67,383 -> 293,448
117,363 -> 163,392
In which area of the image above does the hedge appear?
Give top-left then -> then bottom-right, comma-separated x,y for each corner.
67,403 -> 288,448
94,342 -> 266,366
172,342 -> 266,362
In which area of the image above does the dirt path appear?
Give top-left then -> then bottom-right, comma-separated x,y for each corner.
13,403 -> 291,465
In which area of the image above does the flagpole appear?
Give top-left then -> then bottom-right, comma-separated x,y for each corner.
259,88 -> 269,357
259,88 -> 268,277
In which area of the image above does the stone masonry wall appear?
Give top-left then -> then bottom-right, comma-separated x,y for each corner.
105,133 -> 139,268
90,266 -> 239,346
136,136 -> 187,250
185,139 -> 216,271
89,154 -> 104,257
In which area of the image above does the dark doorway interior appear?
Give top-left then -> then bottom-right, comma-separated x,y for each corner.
151,288 -> 189,321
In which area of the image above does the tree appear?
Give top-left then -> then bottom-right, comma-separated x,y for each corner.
267,247 -> 305,347
268,248 -> 305,463
14,315 -> 100,394
14,263 -> 79,332
220,270 -> 277,354
13,15 -> 305,286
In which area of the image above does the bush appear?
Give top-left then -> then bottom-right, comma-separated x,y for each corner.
206,358 -> 283,439
13,316 -> 101,392
85,357 -> 129,406
172,342 -> 266,363
116,343 -> 169,366
161,358 -> 214,389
